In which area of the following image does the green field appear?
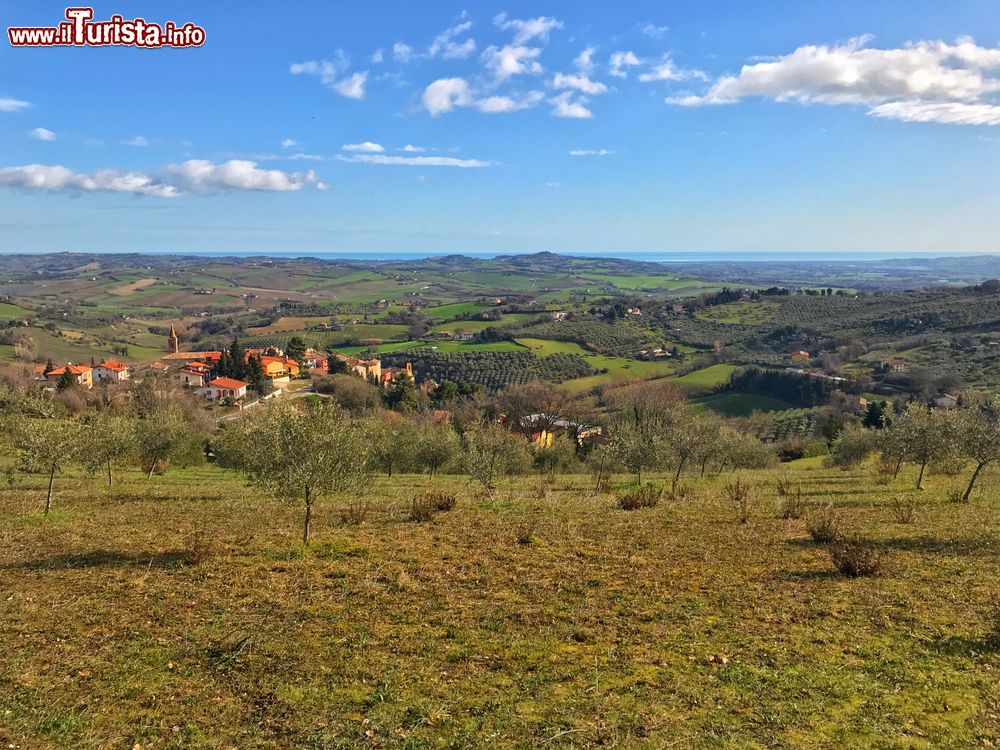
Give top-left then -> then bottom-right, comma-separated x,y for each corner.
425,302 -> 492,320
0,302 -> 31,320
693,391 -> 798,416
669,363 -> 740,390
516,338 -> 678,390
696,300 -> 782,325
1,461 -> 998,748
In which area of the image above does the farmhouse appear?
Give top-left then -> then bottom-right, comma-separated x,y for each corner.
36,363 -> 93,389
92,360 -> 131,384
174,361 -> 211,388
790,350 -> 810,362
260,356 -> 300,381
329,353 -> 382,381
197,377 -> 248,402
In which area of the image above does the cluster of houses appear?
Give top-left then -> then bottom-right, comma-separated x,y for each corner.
33,360 -> 132,389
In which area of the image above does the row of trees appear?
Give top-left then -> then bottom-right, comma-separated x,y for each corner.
216,402 -> 536,543
603,381 -> 775,487
829,399 -> 1000,499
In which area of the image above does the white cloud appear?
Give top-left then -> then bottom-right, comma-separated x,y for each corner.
290,54 -> 368,99
393,42 -> 415,63
332,71 -> 368,99
574,46 -> 599,74
0,97 -> 30,112
428,20 -> 476,60
552,73 -> 608,95
550,92 -> 593,119
0,159 -> 328,197
610,51 -> 642,78
342,141 -> 384,153
640,23 -> 669,40
869,100 -> 1000,125
401,144 -> 426,152
124,135 -> 149,147
168,159 -> 327,192
0,164 -> 178,197
28,127 -> 56,141
569,149 -> 614,156
671,36 -> 1000,125
639,54 -> 704,83
336,154 -> 491,168
281,138 -> 298,148
493,13 -> 563,45
476,91 -> 544,113
422,77 -> 473,115
371,48 -> 384,64
482,44 -> 543,81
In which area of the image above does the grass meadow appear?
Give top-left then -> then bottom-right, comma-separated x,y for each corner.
1,459 -> 998,749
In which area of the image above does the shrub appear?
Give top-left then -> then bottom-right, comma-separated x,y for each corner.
779,486 -> 808,519
184,528 -> 213,564
514,518 -> 538,545
830,537 -> 882,577
873,455 -> 899,486
617,482 -> 662,511
947,488 -> 968,505
338,499 -> 370,525
428,492 -> 457,512
803,441 -> 829,458
667,483 -> 693,502
409,495 -> 439,523
725,477 -> 754,523
776,477 -> 793,497
889,495 -> 917,524
807,506 -> 839,543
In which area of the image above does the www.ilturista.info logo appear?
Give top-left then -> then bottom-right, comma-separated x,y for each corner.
8,7 -> 205,48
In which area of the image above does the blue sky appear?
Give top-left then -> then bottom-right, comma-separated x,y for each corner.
2,0 -> 1000,255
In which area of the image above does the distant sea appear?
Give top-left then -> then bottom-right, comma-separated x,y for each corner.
11,250 -> 996,262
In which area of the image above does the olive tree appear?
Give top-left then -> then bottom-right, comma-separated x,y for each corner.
216,402 -> 369,544
365,418 -> 415,477
463,422 -> 531,498
80,412 -> 137,486
957,398 -> 1000,501
13,418 -> 84,515
827,423 -> 878,471
892,403 -> 958,489
412,422 -> 461,478
135,407 -> 201,478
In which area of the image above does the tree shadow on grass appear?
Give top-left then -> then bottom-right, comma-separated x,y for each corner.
877,535 -> 998,558
926,633 -> 1000,656
2,549 -> 199,571
774,568 -> 842,581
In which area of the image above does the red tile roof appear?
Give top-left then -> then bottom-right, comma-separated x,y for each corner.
97,360 -> 129,372
208,377 -> 248,389
47,364 -> 92,376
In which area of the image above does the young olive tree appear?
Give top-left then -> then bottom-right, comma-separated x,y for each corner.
13,418 -> 84,515
135,406 -> 200,478
216,402 -> 369,544
957,398 -> 1000,501
412,422 -> 461,478
827,423 -> 878,471
80,412 -> 137,486
463,422 -> 531,498
893,403 -> 958,489
365,418 -> 415,477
